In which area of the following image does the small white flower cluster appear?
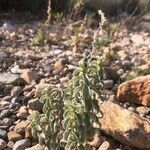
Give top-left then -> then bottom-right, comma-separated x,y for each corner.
91,10 -> 106,57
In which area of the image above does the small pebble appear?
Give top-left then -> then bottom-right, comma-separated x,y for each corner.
13,139 -> 31,150
0,129 -> 7,140
0,139 -> 7,149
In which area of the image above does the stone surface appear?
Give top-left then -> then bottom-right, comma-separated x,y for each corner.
138,63 -> 150,74
136,106 -> 150,116
14,120 -> 30,134
0,109 -> 11,119
17,106 -> 28,119
13,139 -> 31,150
2,23 -> 16,31
25,144 -> 45,150
103,67 -> 120,83
142,13 -> 150,22
98,141 -> 110,150
0,118 -> 12,128
117,75 -> 150,106
7,141 -> 14,149
88,132 -> 103,148
0,72 -> 24,85
7,131 -> 22,142
11,86 -> 22,97
103,80 -> 114,89
117,50 -> 129,60
35,83 -> 51,98
53,60 -> 65,72
99,101 -> 150,149
20,69 -> 38,84
0,139 -> 7,149
138,22 -> 150,32
0,51 -> 8,62
0,129 -> 7,140
28,98 -> 43,112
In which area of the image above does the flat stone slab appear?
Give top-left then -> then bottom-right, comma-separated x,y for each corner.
0,72 -> 24,85
99,101 -> 150,149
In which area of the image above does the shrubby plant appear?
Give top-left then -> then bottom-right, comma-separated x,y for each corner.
31,7 -> 106,149
31,57 -> 104,150
62,58 -> 104,149
31,88 -> 63,150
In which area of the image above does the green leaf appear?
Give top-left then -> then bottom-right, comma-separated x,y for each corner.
63,118 -> 70,129
92,99 -> 100,113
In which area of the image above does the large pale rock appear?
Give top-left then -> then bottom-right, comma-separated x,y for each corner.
0,72 -> 24,85
100,101 -> 150,149
117,75 -> 150,106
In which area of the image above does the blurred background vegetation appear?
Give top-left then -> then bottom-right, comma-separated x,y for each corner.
0,0 -> 149,17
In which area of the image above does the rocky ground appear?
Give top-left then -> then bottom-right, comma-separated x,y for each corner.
0,12 -> 150,150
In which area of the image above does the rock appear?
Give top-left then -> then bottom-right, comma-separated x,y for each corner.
0,129 -> 7,140
25,144 -> 45,150
11,65 -> 21,74
98,141 -> 110,150
0,139 -> 7,149
0,101 -> 11,108
68,64 -> 77,71
138,63 -> 150,74
35,83 -> 51,98
99,101 -> 150,149
7,141 -> 14,149
1,96 -> 12,102
27,55 -> 42,61
136,106 -> 150,116
11,86 -> 22,97
0,118 -> 12,128
20,69 -> 38,84
2,23 -> 16,32
103,80 -> 114,89
128,107 -> 135,113
53,60 -> 65,73
53,49 -> 63,55
117,75 -> 150,106
14,120 -> 30,134
142,13 -> 150,22
88,131 -> 103,148
17,106 -> 28,119
13,139 -> 31,150
24,127 -> 32,139
138,22 -> 150,32
0,109 -> 11,119
122,60 -> 132,70
117,50 -> 129,60
0,72 -> 24,85
7,131 -> 22,142
103,67 -> 120,83
4,85 -> 14,95
117,69 -> 124,76
0,51 -> 8,62
28,98 -> 43,112
131,34 -> 144,46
